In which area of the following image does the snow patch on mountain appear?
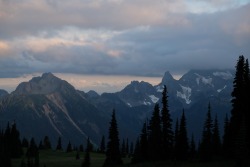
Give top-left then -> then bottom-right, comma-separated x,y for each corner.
217,85 -> 227,93
196,78 -> 200,85
149,95 -> 159,103
127,103 -> 132,107
156,85 -> 163,92
143,101 -> 151,105
213,71 -> 233,80
177,85 -> 192,104
195,73 -> 213,87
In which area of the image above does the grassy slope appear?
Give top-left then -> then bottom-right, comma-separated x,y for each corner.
12,150 -> 247,167
12,150 -> 106,167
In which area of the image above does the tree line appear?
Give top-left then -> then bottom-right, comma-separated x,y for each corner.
103,55 -> 250,166
0,122 -> 99,167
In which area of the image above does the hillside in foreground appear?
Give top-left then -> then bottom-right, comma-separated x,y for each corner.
11,149 -> 248,167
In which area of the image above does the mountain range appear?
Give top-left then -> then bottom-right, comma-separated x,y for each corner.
0,69 -> 234,147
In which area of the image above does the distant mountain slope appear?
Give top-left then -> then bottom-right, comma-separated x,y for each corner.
0,89 -> 8,98
98,69 -> 234,141
0,69 -> 234,147
0,73 -> 109,147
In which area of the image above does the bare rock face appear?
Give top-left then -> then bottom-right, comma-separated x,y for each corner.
13,73 -> 75,95
0,73 -> 108,147
0,89 -> 8,98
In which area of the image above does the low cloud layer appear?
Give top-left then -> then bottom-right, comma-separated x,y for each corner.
0,0 -> 250,78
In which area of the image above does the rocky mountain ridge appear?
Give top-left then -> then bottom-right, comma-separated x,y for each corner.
0,70 -> 234,147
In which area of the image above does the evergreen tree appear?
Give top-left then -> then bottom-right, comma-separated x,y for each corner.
243,58 -> 250,155
230,56 -> 247,157
234,116 -> 248,166
43,136 -> 51,150
86,137 -> 92,152
148,104 -> 162,161
100,135 -> 106,153
212,114 -> 221,156
103,110 -> 123,167
199,103 -> 213,161
66,141 -> 72,153
175,110 -> 189,160
26,138 -> 38,158
131,121 -> 149,163
229,55 -> 250,160
10,122 -> 23,158
26,138 -> 39,167
0,125 -> 11,167
161,85 -> 173,159
86,138 -> 93,152
56,137 -> 62,150
82,138 -> 91,167
82,150 -> 90,167
121,139 -> 126,157
0,130 -> 11,167
222,114 -> 230,157
79,145 -> 84,152
174,118 -> 179,151
76,150 -> 80,160
140,121 -> 148,161
131,139 -> 141,163
38,140 -> 44,150
126,138 -> 129,156
22,138 -> 29,148
129,142 -> 134,157
4,122 -> 11,153
189,134 -> 196,161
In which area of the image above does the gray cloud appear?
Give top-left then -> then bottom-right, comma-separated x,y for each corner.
0,0 -> 249,78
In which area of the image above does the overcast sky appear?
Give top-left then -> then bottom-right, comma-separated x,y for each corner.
0,0 -> 250,93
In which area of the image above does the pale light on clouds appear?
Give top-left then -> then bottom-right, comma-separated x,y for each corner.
0,73 -> 162,94
0,0 -> 249,92
0,41 -> 9,53
186,0 -> 249,13
107,50 -> 123,58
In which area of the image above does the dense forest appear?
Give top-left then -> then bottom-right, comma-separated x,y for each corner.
1,55 -> 250,167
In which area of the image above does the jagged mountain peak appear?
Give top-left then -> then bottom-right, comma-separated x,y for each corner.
180,69 -> 234,79
42,72 -> 55,79
130,80 -> 149,85
87,90 -> 100,98
179,69 -> 234,87
122,80 -> 154,93
0,69 -> 235,148
160,71 -> 176,85
30,72 -> 59,83
13,72 -> 75,95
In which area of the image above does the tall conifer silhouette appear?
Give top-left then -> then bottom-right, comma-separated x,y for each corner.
140,121 -> 148,161
100,135 -> 106,153
103,110 -> 122,167
230,55 -> 250,161
161,85 -> 173,159
212,114 -> 221,156
175,110 -> 189,160
200,103 -> 213,161
148,104 -> 162,160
